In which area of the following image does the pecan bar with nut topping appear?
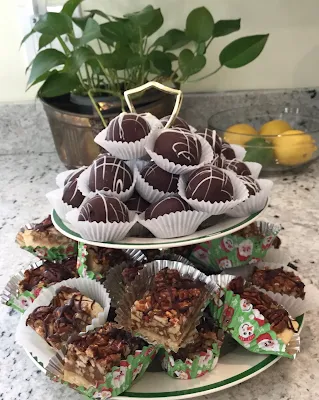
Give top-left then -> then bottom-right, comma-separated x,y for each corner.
131,268 -> 208,352
26,287 -> 103,349
63,323 -> 147,389
86,246 -> 129,276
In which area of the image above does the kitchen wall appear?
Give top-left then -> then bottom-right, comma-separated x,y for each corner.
2,0 -> 319,102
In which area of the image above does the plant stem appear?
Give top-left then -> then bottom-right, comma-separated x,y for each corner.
85,63 -> 93,88
88,89 -> 107,128
205,36 -> 214,51
190,65 -> 223,82
57,36 -> 71,55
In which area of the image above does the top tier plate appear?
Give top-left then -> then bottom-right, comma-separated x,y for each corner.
51,205 -> 266,250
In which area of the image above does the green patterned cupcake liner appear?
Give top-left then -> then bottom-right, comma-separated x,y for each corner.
77,242 -> 103,281
209,275 -> 300,359
161,342 -> 220,379
22,242 -> 77,262
46,343 -> 157,399
189,221 -> 281,273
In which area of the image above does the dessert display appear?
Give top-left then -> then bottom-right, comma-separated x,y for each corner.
79,194 -> 129,223
238,176 -> 261,196
197,128 -> 223,154
141,161 -> 179,193
106,113 -> 151,142
125,191 -> 150,214
144,195 -> 191,220
223,159 -> 251,176
62,180 -> 85,208
85,245 -> 129,276
26,286 -> 103,349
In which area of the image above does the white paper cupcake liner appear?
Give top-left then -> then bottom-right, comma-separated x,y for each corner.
94,113 -> 162,160
244,162 -> 262,179
66,208 -> 137,242
226,179 -> 273,218
138,209 -> 211,239
15,277 -> 111,367
178,169 -> 249,215
46,188 -> 84,222
127,222 -> 150,237
56,167 -> 87,188
230,144 -> 246,160
135,168 -> 176,203
77,163 -> 136,201
145,130 -> 216,174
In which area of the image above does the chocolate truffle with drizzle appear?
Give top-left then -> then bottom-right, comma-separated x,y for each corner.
79,194 -> 129,223
106,113 -> 151,142
141,161 -> 179,193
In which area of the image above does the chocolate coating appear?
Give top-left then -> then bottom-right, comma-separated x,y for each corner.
145,195 -> 192,220
154,130 -> 201,166
64,167 -> 87,185
106,113 -> 150,142
224,159 -> 251,176
141,161 -> 179,193
79,194 -> 129,223
221,142 -> 236,160
238,176 -> 260,196
125,191 -> 150,214
62,180 -> 85,208
186,166 -> 234,203
89,155 -> 133,193
197,129 -> 222,154
160,115 -> 191,131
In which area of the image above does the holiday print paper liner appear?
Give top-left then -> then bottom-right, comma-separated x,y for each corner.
115,260 -> 219,352
229,261 -> 319,318
161,343 -> 220,380
77,162 -> 137,201
178,169 -> 249,215
145,129 -> 216,175
56,167 -> 87,189
46,338 -> 157,399
46,188 -> 86,222
226,179 -> 273,218
21,242 -> 77,262
189,221 -> 281,273
76,242 -> 103,281
138,208 -> 211,239
16,277 -> 111,368
94,112 -> 162,160
66,208 -> 138,242
209,274 -> 300,359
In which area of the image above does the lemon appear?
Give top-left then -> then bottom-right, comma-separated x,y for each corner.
224,124 -> 258,146
259,120 -> 291,141
273,130 -> 317,166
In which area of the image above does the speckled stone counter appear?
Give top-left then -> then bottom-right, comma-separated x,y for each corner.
1,90 -> 319,400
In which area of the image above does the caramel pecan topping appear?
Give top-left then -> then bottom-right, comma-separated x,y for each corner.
121,265 -> 142,286
33,215 -> 53,232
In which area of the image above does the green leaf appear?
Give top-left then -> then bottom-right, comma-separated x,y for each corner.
219,34 -> 269,68
20,30 -> 35,47
87,9 -> 111,20
153,29 -> 190,51
28,49 -> 67,86
34,12 -> 73,36
148,51 -> 172,75
72,16 -> 89,30
100,46 -> 133,70
185,7 -> 214,42
166,52 -> 178,61
76,18 -> 101,46
197,42 -> 206,55
178,49 -> 206,79
214,19 -> 241,37
127,54 -> 147,68
125,5 -> 155,26
141,8 -> 163,37
38,34 -> 55,50
62,0 -> 83,17
65,47 -> 95,72
244,137 -> 274,166
100,21 -> 129,44
38,71 -> 80,97
27,70 -> 54,90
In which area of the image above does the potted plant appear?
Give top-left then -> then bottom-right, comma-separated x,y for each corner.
22,0 -> 269,168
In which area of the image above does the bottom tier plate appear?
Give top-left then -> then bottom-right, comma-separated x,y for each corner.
26,315 -> 303,400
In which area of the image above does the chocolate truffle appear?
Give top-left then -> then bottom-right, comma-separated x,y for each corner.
62,180 -> 85,208
224,159 -> 251,176
221,142 -> 236,160
197,129 -> 223,154
212,155 -> 225,168
141,161 -> 179,193
160,115 -> 191,131
79,194 -> 129,223
144,195 -> 192,220
89,155 -> 133,193
154,130 -> 201,166
238,176 -> 260,196
186,166 -> 234,203
125,191 -> 150,214
64,167 -> 87,186
106,113 -> 150,142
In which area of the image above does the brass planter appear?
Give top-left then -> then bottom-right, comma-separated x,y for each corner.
41,94 -> 174,169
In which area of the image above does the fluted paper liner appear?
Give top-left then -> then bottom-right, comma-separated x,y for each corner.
124,248 -> 148,264
77,162 -> 137,201
189,220 -> 281,273
138,208 -> 211,239
178,169 -> 249,215
226,179 -> 273,218
115,260 -> 219,352
145,130 -> 216,174
94,112 -> 162,160
56,167 -> 87,189
66,208 -> 138,242
16,277 -> 111,367
230,144 -> 246,160
46,188 -> 85,222
234,261 -> 319,318
45,335 -> 157,399
244,162 -> 262,179
209,274 -> 300,359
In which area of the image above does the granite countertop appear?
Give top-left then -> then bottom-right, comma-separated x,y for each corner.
1,92 -> 319,400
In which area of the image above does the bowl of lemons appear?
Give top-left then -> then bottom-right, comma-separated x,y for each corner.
208,105 -> 319,172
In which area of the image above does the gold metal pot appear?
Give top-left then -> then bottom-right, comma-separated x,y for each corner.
41,94 -> 174,169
